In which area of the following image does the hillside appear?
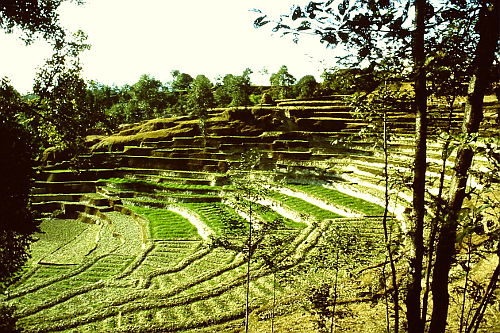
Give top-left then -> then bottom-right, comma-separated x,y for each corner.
2,95 -> 499,332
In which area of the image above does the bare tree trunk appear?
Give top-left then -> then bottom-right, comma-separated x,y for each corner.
245,197 -> 253,333
465,243 -> 500,333
382,110 -> 399,333
429,2 -> 499,332
406,1 -> 427,332
422,95 -> 457,323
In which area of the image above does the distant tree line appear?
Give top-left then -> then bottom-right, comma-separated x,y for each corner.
84,65 -> 385,129
3,63 -> 386,147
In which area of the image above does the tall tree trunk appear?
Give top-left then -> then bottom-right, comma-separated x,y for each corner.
465,243 -> 500,333
245,198 -> 253,333
422,96 -> 456,324
429,2 -> 499,332
406,0 -> 427,332
382,110 -> 399,333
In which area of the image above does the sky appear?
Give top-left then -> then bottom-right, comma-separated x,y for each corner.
0,0 -> 342,94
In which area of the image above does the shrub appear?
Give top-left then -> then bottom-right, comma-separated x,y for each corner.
260,93 -> 274,105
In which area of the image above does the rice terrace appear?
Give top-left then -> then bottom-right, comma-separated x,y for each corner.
0,1 -> 499,333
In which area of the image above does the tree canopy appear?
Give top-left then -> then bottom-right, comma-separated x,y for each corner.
0,0 -> 80,45
0,0 -> 85,294
214,69 -> 253,107
254,1 -> 499,332
0,79 -> 35,288
187,74 -> 215,116
270,65 -> 296,99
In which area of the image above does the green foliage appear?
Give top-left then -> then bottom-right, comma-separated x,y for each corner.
186,75 -> 215,116
269,65 -> 296,99
320,67 -> 380,95
129,75 -> 173,119
33,30 -> 102,153
259,92 -> 274,104
0,0 -> 72,45
249,93 -> 262,105
0,0 -> 88,296
170,70 -> 194,91
0,304 -> 19,333
294,75 -> 318,99
0,107 -> 36,289
214,69 -> 253,107
96,75 -> 178,126
425,10 -> 477,100
85,81 -> 121,131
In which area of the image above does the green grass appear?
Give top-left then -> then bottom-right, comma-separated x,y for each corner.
288,184 -> 385,215
128,206 -> 201,240
244,200 -> 307,229
268,191 -> 342,220
181,202 -> 247,235
100,177 -> 233,192
27,265 -> 73,282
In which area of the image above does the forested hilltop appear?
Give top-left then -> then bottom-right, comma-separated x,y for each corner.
1,0 -> 499,332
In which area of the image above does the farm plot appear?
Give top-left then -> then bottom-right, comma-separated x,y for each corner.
8,213 -> 328,332
180,202 -> 248,235
239,200 -> 307,230
7,253 -> 135,318
287,184 -> 385,216
100,177 -> 230,194
12,206 -> 361,333
28,218 -> 99,265
6,172 -> 399,332
151,247 -> 244,293
128,206 -> 201,240
267,190 -> 343,221
132,241 -> 203,276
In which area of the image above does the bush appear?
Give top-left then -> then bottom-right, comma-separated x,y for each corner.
249,94 -> 262,105
260,93 -> 274,105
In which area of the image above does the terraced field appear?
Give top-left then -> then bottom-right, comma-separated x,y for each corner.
5,171 -> 394,332
3,96 -> 498,332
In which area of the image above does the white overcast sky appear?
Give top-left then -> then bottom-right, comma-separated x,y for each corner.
0,0 -> 341,93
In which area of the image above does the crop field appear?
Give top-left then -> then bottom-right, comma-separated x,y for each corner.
286,184 -> 386,216
4,171 -> 396,332
179,202 -> 249,235
267,190 -> 344,220
128,206 -> 201,240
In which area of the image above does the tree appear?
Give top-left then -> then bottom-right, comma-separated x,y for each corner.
170,70 -> 193,91
214,69 -> 253,107
0,79 -> 36,289
0,0 -> 86,290
124,74 -> 174,121
350,76 -> 411,332
227,149 -> 285,333
295,75 -> 318,99
269,65 -> 296,99
186,74 -> 215,116
0,0 -> 76,45
1,2 -> 85,329
429,2 -> 499,331
86,81 -> 122,131
33,30 -> 97,155
320,67 -> 380,95
255,1 -> 499,332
